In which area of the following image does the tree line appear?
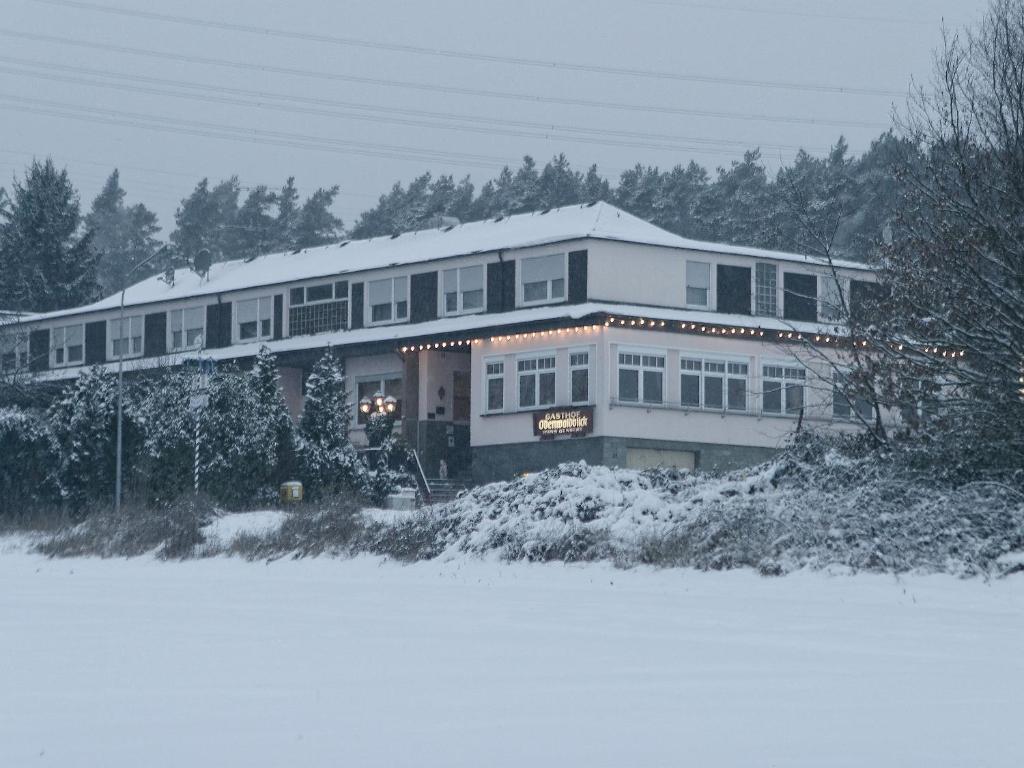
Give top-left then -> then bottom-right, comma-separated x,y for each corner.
0,132 -> 911,313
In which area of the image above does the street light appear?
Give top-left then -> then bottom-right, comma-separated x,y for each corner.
358,392 -> 398,415
114,244 -> 171,515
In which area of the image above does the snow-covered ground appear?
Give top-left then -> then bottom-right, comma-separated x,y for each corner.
1,552 -> 1021,767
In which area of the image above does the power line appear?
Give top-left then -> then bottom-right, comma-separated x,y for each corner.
33,0 -> 905,97
636,0 -> 930,26
0,29 -> 889,131
0,54 -> 838,152
0,60 -> 834,158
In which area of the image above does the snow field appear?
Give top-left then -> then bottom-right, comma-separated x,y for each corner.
0,552 -> 1021,768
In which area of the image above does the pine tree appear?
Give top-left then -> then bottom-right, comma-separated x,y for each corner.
85,170 -> 161,295
170,177 -> 241,263
694,150 -> 771,246
537,153 -> 584,208
0,159 -> 97,312
292,186 -> 344,247
235,185 -> 278,259
298,350 -> 366,496
250,346 -> 296,481
274,177 -> 300,250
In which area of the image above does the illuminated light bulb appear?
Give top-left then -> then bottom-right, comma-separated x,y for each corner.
659,321 -> 665,327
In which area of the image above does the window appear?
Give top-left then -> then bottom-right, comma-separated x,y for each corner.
520,254 -> 566,304
237,296 -> 273,341
442,265 -> 485,315
680,357 -> 748,411
168,307 -> 205,351
518,355 -> 556,409
0,331 -> 29,372
485,360 -> 505,412
368,277 -> 408,324
109,316 -> 143,358
289,281 -> 348,336
618,351 -> 665,404
356,376 -> 402,425
570,350 -> 590,404
819,275 -> 845,321
52,324 -> 84,366
717,265 -> 751,314
783,273 -> 817,322
755,263 -> 777,317
762,365 -> 806,416
832,372 -> 873,422
685,261 -> 711,307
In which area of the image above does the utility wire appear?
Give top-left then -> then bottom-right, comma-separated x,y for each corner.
32,0 -> 904,97
0,29 -> 888,131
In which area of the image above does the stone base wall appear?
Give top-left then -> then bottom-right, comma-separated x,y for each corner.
470,436 -> 778,485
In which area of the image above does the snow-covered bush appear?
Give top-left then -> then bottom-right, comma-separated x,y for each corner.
0,407 -> 61,519
296,351 -> 367,498
133,368 -> 199,503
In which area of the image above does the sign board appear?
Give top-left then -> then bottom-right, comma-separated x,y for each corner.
532,406 -> 594,439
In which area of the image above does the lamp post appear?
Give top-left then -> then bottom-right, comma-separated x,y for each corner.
114,245 -> 170,515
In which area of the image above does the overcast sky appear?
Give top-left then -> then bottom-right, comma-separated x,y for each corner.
0,0 -> 991,233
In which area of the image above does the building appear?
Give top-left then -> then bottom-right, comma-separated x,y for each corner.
1,202 -> 882,483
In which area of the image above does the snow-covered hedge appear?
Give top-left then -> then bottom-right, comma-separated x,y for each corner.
0,407 -> 61,519
401,450 -> 1024,575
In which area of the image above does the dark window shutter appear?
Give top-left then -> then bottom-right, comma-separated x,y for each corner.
783,273 -> 818,322
568,250 -> 588,304
219,302 -> 233,346
350,282 -> 364,329
849,280 -> 886,324
716,265 -> 752,315
273,294 -> 283,339
29,328 -> 49,371
144,312 -> 166,357
205,303 -> 232,348
486,262 -> 503,313
410,271 -> 439,323
85,321 -> 106,364
500,261 -> 516,310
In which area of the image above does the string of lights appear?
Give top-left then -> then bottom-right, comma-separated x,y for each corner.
396,313 -> 967,358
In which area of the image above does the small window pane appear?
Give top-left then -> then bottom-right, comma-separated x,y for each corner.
763,381 -> 782,413
519,374 -> 536,408
307,284 -> 333,303
487,377 -> 504,411
539,371 -> 556,405
571,367 -> 589,403
462,289 -> 483,310
368,279 -> 392,306
461,265 -> 483,291
728,378 -> 746,411
681,374 -> 700,406
290,287 -> 305,305
523,281 -> 547,302
619,368 -> 639,402
642,370 -> 663,403
785,383 -> 804,414
550,278 -> 565,299
704,376 -> 723,409
371,303 -> 392,323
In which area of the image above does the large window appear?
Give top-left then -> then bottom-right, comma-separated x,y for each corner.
716,265 -> 751,315
237,296 -> 273,341
168,307 -> 205,351
442,265 -> 484,315
520,254 -> 566,304
289,281 -> 348,336
832,372 -> 873,422
484,360 -> 505,413
52,324 -> 84,367
368,277 -> 408,324
685,261 -> 711,307
356,376 -> 402,425
680,357 -> 749,411
618,351 -> 665,404
518,355 -> 556,409
0,332 -> 29,373
783,273 -> 817,322
109,316 -> 143,358
570,350 -> 590,404
762,365 -> 806,416
755,263 -> 778,316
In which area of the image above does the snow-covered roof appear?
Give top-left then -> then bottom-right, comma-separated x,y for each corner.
32,301 -> 847,382
26,201 -> 871,323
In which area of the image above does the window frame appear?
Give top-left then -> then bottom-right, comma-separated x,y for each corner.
755,262 -> 778,317
107,315 -> 144,360
51,323 -> 85,368
617,347 -> 666,405
685,260 -> 712,309
516,352 -> 557,410
288,280 -> 349,337
483,357 -> 505,414
0,330 -> 30,373
679,354 -> 750,412
167,306 -> 206,352
441,264 -> 486,317
367,276 -> 409,326
235,295 -> 274,343
518,253 -> 568,307
568,348 -> 591,405
761,363 -> 807,417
